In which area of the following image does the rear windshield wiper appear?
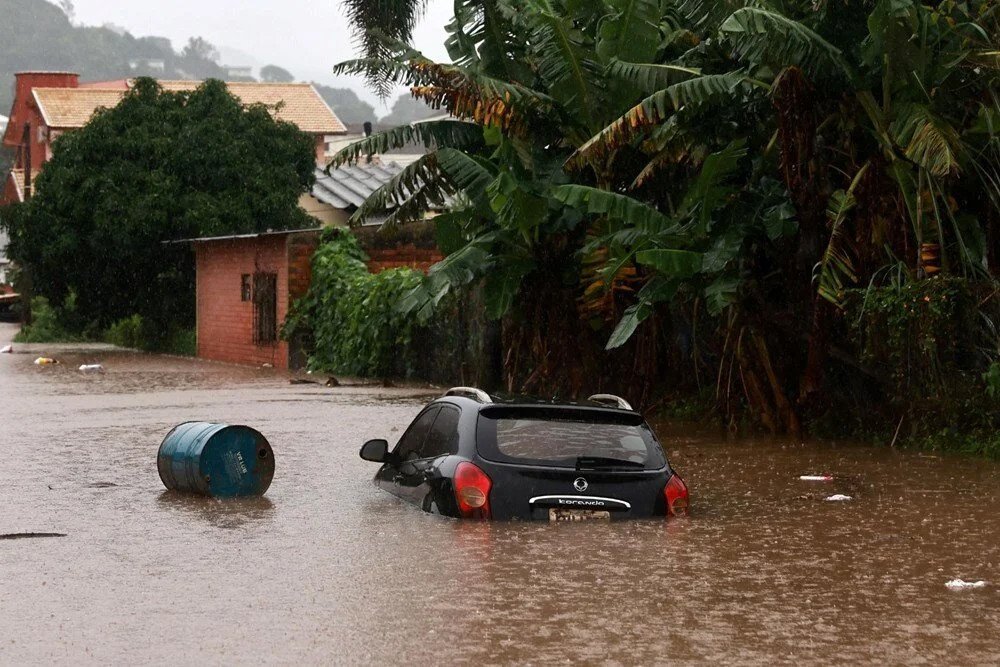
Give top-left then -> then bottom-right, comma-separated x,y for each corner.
575,456 -> 645,470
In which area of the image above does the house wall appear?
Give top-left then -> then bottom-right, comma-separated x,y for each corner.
298,192 -> 350,227
2,72 -> 78,171
353,221 -> 444,273
2,173 -> 20,203
195,236 -> 290,369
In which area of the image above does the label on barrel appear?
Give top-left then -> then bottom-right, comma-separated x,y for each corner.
224,450 -> 248,483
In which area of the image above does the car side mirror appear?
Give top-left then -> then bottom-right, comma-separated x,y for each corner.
360,439 -> 390,463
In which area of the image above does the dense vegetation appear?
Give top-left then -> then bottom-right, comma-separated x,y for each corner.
1,78 -> 316,347
284,230 -> 425,377
332,0 -> 1000,451
286,228 -> 501,384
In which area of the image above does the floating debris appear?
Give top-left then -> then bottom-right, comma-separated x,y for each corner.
158,422 -> 275,497
946,579 -> 986,590
800,475 -> 834,482
78,364 -> 105,373
0,344 -> 12,354
825,494 -> 853,502
33,357 -> 58,366
0,533 -> 67,540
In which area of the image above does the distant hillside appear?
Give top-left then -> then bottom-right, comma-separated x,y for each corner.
0,0 -> 439,153
0,0 -> 233,115
311,83 -> 376,127
378,95 -> 440,128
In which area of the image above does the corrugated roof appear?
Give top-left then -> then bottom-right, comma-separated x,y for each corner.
311,162 -> 405,210
167,227 -> 322,245
31,81 -> 345,134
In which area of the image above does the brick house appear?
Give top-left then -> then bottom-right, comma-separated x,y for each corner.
1,71 -> 346,204
181,163 -> 445,369
183,229 -> 321,370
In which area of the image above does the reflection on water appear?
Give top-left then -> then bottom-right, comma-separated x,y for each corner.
155,492 -> 276,530
1,322 -> 999,664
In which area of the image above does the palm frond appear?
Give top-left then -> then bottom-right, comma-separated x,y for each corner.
607,59 -> 702,92
678,139 -> 747,233
815,164 -> 869,306
333,11 -> 430,96
596,0 -> 664,63
720,7 -> 852,78
348,147 -> 496,227
552,184 -> 680,234
677,0 -> 748,32
519,0 -> 603,132
891,103 -> 962,178
328,120 -> 483,168
566,71 -> 753,171
348,153 -> 452,226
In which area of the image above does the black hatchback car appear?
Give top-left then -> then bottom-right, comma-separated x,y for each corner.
359,388 -> 689,521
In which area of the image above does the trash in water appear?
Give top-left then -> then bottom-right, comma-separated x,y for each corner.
33,357 -> 58,365
0,345 -> 12,354
800,475 -> 834,481
78,364 -> 105,373
158,422 -> 275,498
0,532 -> 67,540
825,494 -> 853,502
946,579 -> 986,590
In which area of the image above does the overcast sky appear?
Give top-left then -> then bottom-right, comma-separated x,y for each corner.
71,0 -> 454,111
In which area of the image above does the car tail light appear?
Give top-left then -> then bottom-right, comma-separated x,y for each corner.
664,473 -> 689,517
455,462 -> 492,520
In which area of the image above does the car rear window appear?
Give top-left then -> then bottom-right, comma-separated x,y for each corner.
476,407 -> 667,470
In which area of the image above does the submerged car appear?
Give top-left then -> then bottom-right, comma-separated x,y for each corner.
359,387 -> 689,521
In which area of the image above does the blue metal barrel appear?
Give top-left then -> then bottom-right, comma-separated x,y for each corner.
157,422 -> 275,497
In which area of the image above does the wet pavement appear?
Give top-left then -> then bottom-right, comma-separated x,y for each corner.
1,320 -> 999,664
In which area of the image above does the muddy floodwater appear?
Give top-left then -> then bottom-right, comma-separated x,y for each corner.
2,321 -> 999,664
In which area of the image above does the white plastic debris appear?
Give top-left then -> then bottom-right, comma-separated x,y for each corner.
800,475 -> 834,481
0,345 -> 12,354
946,579 -> 986,590
825,494 -> 853,502
78,364 -> 105,373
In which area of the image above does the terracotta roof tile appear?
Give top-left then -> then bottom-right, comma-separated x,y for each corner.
32,81 -> 345,134
32,88 -> 127,129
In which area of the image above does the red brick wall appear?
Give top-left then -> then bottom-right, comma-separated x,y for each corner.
195,236 -> 290,369
366,243 -> 443,273
287,232 -> 319,300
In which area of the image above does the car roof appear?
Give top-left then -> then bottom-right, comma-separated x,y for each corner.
432,393 -> 640,416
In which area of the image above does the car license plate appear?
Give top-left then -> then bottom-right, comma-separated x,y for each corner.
549,508 -> 611,522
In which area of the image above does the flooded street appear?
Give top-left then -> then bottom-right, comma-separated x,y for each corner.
2,320 -> 999,664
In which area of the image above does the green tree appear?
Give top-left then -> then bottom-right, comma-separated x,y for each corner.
260,64 -> 295,83
1,78 -> 316,333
